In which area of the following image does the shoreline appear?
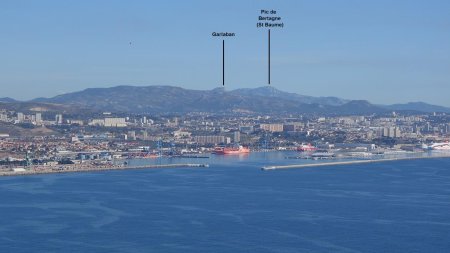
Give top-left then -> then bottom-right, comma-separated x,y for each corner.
0,163 -> 209,177
262,155 -> 450,171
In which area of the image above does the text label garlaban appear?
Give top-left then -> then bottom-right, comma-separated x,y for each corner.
212,32 -> 235,37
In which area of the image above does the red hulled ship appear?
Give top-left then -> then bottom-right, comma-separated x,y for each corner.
214,146 -> 250,155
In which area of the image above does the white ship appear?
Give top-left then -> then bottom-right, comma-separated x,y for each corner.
428,142 -> 450,151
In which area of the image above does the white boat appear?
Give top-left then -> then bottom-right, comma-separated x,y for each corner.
429,142 -> 450,151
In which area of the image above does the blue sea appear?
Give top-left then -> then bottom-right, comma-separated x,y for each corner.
1,152 -> 450,253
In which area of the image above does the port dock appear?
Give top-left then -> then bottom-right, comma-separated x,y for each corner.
262,155 -> 450,171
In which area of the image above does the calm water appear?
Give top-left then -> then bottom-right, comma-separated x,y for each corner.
1,152 -> 450,253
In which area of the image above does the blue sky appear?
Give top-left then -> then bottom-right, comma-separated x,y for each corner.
1,0 -> 450,106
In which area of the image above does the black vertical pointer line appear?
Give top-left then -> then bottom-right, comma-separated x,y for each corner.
268,29 -> 271,85
222,40 -> 225,86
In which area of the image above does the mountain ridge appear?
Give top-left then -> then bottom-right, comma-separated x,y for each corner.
1,85 -> 448,115
29,85 -> 382,114
383,102 -> 450,113
0,97 -> 17,103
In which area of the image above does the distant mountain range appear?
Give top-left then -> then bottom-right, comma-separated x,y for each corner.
28,85 -> 383,114
229,87 -> 348,106
2,85 -> 449,115
382,102 -> 450,114
0,97 -> 17,103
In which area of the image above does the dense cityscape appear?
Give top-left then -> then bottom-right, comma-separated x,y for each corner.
1,106 -> 449,175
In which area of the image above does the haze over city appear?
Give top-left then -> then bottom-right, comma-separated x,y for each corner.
1,0 -> 450,106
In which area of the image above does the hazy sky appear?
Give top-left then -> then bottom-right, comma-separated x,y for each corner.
1,0 -> 450,106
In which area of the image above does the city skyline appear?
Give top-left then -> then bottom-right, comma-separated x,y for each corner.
1,0 -> 450,106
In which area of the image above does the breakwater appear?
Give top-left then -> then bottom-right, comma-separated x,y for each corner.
262,155 -> 450,171
0,163 -> 209,177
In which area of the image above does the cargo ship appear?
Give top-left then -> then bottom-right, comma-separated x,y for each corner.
213,146 -> 250,155
297,143 -> 317,152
